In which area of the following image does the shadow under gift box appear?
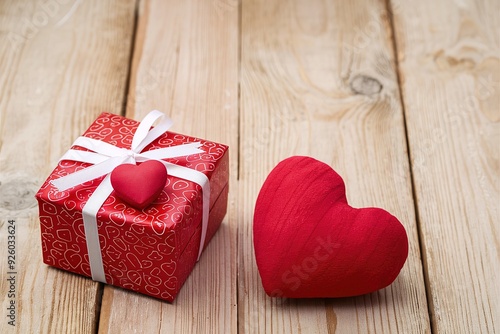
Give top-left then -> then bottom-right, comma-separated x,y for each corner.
35,112 -> 229,302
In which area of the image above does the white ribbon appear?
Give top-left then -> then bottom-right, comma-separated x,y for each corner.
51,110 -> 211,283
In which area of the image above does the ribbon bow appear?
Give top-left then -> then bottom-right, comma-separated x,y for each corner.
51,110 -> 210,283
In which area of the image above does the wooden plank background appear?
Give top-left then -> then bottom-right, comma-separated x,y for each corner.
392,0 -> 500,332
0,0 -> 498,333
99,0 -> 239,332
0,0 -> 136,333
238,0 -> 430,332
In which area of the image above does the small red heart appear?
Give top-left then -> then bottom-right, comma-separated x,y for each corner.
253,156 -> 408,298
110,160 -> 168,209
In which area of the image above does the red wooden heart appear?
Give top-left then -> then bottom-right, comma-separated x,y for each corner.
110,160 -> 168,209
253,156 -> 408,298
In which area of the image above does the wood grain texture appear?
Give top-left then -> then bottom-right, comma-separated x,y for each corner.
2,0 -> 497,332
391,0 -> 500,332
239,0 -> 430,333
97,0 -> 239,333
0,0 -> 136,332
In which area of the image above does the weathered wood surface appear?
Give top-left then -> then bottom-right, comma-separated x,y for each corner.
238,0 -> 429,333
392,0 -> 500,332
98,0 -> 239,332
0,0 -> 136,333
0,0 -> 498,333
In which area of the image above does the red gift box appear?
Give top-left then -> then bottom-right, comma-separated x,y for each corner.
35,112 -> 229,302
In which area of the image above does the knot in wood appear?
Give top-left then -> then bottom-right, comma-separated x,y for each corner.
0,178 -> 38,211
350,75 -> 383,96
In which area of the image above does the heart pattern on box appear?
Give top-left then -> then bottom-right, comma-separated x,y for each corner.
39,181 -> 204,300
253,156 -> 409,298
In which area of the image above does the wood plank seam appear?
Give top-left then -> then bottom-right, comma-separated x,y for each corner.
389,0 -> 499,332
384,0 -> 435,332
96,1 -> 239,332
120,0 -> 140,119
93,2 -> 139,333
237,0 -> 243,182
0,1 -> 138,332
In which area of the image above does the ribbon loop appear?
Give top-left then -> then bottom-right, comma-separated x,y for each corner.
51,111 -> 210,283
132,109 -> 173,152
